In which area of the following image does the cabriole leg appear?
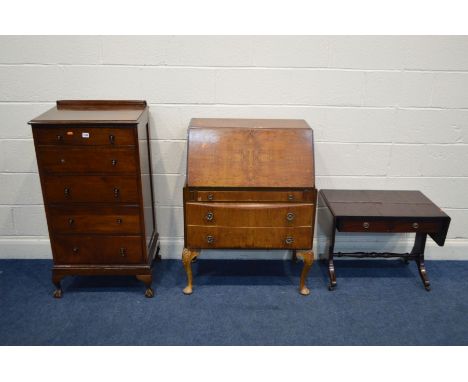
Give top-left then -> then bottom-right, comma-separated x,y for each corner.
136,274 -> 154,298
297,250 -> 314,296
52,271 -> 63,298
182,248 -> 199,295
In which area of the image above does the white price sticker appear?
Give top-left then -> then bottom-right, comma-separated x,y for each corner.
82,132 -> 90,138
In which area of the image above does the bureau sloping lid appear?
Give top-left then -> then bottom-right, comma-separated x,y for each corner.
187,118 -> 315,188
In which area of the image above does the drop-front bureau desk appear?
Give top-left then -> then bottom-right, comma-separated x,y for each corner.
29,100 -> 159,298
182,118 -> 317,295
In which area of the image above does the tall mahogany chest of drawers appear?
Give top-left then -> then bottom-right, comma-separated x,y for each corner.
29,100 -> 159,298
182,118 -> 317,296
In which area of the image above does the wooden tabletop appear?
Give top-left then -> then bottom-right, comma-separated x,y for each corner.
320,190 -> 449,219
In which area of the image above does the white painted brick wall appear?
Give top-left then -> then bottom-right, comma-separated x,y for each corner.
0,36 -> 467,260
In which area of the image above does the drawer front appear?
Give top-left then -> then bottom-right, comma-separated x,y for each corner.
37,147 -> 138,174
33,127 -> 136,146
52,235 -> 144,265
189,189 -> 315,203
186,226 -> 313,249
185,202 -> 314,227
338,219 -> 442,233
48,206 -> 141,234
43,175 -> 140,204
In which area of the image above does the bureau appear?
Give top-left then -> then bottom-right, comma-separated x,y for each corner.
182,118 -> 317,295
29,100 -> 159,298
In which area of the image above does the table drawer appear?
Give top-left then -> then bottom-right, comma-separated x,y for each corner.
52,235 -> 144,265
42,175 -> 140,204
48,205 -> 141,234
33,127 -> 136,146
37,147 -> 138,174
185,202 -> 314,227
186,226 -> 312,249
188,189 -> 316,203
337,218 -> 442,233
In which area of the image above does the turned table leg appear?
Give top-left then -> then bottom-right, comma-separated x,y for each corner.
297,250 -> 314,296
328,224 -> 337,291
182,248 -> 199,295
136,274 -> 154,298
412,232 -> 431,291
52,271 -> 64,298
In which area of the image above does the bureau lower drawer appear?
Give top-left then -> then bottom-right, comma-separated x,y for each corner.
33,127 -> 136,146
185,202 -> 314,227
48,205 -> 141,234
37,147 -> 138,174
42,175 -> 140,203
52,235 -> 144,265
186,226 -> 313,249
187,189 -> 316,202
337,218 -> 442,233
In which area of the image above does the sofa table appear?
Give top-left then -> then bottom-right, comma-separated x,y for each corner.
320,190 -> 451,291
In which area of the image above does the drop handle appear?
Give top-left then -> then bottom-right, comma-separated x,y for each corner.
68,218 -> 74,226
57,135 -> 63,141
109,135 -> 115,144
64,188 -> 70,197
207,193 -> 214,201
206,235 -> 214,244
287,194 -> 294,201
111,159 -> 118,166
113,187 -> 120,198
120,247 -> 127,257
412,222 -> 419,229
72,247 -> 79,255
286,212 -> 295,222
116,218 -> 123,224
205,212 -> 214,221
363,222 -> 370,229
285,237 -> 294,245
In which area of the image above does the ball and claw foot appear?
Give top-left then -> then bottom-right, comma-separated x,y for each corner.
183,286 -> 193,295
299,286 -> 310,296
53,288 -> 63,298
145,288 -> 155,298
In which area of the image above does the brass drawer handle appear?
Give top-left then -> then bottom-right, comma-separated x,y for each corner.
72,247 -> 79,254
111,159 -> 118,166
113,187 -> 120,198
120,247 -> 127,257
287,194 -> 294,201
68,218 -> 74,226
60,158 -> 66,164
109,135 -> 115,144
285,236 -> 294,245
412,222 -> 419,229
116,218 -> 122,224
207,193 -> 214,201
64,188 -> 70,197
286,212 -> 295,222
363,222 -> 370,229
205,212 -> 214,221
206,235 -> 214,244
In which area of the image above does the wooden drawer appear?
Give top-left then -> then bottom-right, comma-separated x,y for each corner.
37,147 -> 138,174
187,189 -> 316,202
42,175 -> 140,204
337,218 -> 442,233
186,226 -> 313,249
185,202 -> 314,227
48,205 -> 141,234
52,235 -> 144,265
33,127 -> 136,146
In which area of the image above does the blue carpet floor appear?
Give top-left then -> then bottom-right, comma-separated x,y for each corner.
0,259 -> 467,345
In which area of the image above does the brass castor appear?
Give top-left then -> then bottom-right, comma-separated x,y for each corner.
183,286 -> 193,295
145,288 -> 155,298
53,288 -> 63,298
299,286 -> 310,296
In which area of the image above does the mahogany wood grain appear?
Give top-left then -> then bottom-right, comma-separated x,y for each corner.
42,175 -> 140,204
48,205 -> 141,234
53,235 -> 144,265
185,202 -> 315,227
33,126 -> 136,146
